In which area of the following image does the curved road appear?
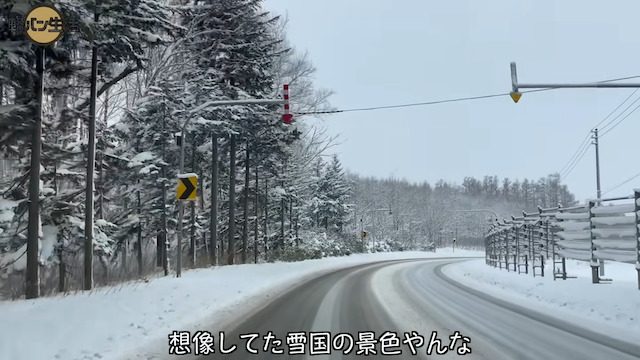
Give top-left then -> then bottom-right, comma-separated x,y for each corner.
192,258 -> 640,359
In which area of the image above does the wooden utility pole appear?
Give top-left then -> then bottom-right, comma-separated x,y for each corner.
592,128 -> 605,277
210,132 -> 218,265
228,134 -> 236,264
242,144 -> 250,263
264,178 -> 268,259
26,46 -> 45,299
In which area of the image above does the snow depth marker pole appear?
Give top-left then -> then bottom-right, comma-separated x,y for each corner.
283,85 -> 293,124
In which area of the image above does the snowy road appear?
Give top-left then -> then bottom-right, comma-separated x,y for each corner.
187,258 -> 640,360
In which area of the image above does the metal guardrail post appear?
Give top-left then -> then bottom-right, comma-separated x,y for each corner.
506,228 -> 510,272
634,190 -> 640,290
485,235 -> 489,265
515,224 -> 520,273
499,231 -> 504,269
554,205 -> 567,280
545,220 -> 550,258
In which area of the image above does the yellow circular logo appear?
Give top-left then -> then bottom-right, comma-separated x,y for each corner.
24,6 -> 64,45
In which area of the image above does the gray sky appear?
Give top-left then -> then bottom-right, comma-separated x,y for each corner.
264,0 -> 640,204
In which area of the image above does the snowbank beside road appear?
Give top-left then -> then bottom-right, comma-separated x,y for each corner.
442,259 -> 640,344
0,249 -> 481,360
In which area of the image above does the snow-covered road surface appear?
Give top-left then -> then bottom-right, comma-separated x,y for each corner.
2,250 -> 639,360
0,250 -> 480,360
177,258 -> 640,360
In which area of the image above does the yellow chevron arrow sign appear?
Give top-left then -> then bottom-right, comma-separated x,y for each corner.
177,173 -> 198,200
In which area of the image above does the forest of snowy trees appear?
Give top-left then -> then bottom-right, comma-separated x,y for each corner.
349,172 -> 577,254
0,0 -> 578,298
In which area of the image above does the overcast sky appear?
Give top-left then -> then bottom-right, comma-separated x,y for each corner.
263,0 -> 640,204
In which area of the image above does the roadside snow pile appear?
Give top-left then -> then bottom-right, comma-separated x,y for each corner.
443,258 -> 640,344
0,249 -> 482,360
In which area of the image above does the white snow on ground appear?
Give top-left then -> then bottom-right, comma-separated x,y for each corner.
443,258 -> 640,344
0,249 -> 480,360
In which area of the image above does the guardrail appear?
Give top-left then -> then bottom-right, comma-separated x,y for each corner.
485,190 -> 640,290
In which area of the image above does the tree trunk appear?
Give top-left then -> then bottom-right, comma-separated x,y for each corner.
137,190 -> 143,276
295,213 -> 299,246
242,145 -> 250,263
83,2 -> 101,291
254,163 -> 259,264
122,238 -> 128,273
98,152 -> 104,219
289,201 -> 293,232
57,239 -> 65,292
280,197 -> 285,248
228,134 -> 236,265
98,88 -> 108,219
211,132 -> 218,265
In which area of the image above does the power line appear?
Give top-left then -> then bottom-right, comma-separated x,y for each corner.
557,84 -> 640,179
602,171 -> 640,196
560,143 -> 591,181
558,131 -> 591,175
295,74 -> 640,115
295,88 -> 551,115
591,89 -> 639,131
600,101 -> 640,138
598,91 -> 640,132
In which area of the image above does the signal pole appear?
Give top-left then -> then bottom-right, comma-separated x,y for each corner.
507,62 -> 640,281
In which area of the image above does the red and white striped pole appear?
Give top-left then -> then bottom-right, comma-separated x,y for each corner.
282,84 -> 293,124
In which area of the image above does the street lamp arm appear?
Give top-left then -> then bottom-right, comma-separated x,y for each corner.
189,98 -> 285,114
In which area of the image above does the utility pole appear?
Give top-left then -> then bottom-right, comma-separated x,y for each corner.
592,128 -> 605,276
360,218 -> 364,250
210,132 -> 218,266
242,143 -> 250,264
84,0 -> 100,290
254,162 -> 259,264
264,178 -> 268,260
228,134 -> 236,265
593,129 -> 602,199
189,140 -> 197,267
26,46 -> 45,299
161,109 -> 169,276
454,227 -> 458,253
176,130 -> 185,277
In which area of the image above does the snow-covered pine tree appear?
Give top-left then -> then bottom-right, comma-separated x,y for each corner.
180,0 -> 302,263
0,0 -> 176,289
